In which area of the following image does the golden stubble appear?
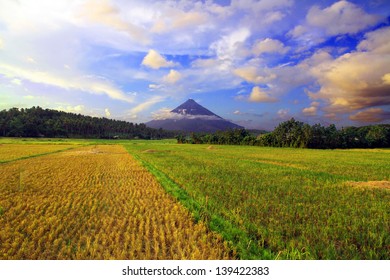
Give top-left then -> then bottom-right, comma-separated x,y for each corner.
0,145 -> 231,260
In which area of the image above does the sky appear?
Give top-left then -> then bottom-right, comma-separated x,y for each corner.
0,0 -> 389,130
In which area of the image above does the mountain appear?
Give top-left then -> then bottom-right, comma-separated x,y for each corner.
171,98 -> 221,117
146,99 -> 243,133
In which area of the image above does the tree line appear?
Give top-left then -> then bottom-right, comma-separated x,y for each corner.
0,107 -> 175,139
177,118 -> 390,149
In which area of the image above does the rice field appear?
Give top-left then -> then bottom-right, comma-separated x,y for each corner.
0,144 -> 76,163
0,144 -> 231,259
1,138 -> 388,260
125,141 -> 390,260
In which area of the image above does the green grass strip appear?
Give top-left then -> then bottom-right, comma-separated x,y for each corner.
130,151 -> 277,260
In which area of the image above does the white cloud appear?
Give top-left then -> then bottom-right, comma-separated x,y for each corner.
151,109 -> 221,121
248,86 -> 277,103
141,49 -> 177,69
0,37 -> 3,49
306,1 -> 381,36
128,96 -> 165,116
308,26 -> 390,114
148,84 -> 163,90
357,27 -> 390,54
172,11 -> 208,30
105,108 -> 111,117
163,69 -> 182,84
277,108 -> 289,119
191,58 -> 219,68
233,66 -> 276,84
210,28 -> 251,64
263,11 -> 285,24
287,25 -> 307,38
252,38 -> 288,56
78,0 -> 150,45
56,105 -> 85,113
302,102 -> 319,116
0,63 -> 134,103
232,0 -> 293,13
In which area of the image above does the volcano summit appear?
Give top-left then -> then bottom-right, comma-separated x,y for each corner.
146,99 -> 243,132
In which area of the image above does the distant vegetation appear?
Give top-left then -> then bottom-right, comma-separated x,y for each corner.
1,107 -> 388,149
0,107 -> 175,139
178,118 -> 390,149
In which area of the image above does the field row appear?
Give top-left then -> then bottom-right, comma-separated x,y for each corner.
0,145 -> 232,259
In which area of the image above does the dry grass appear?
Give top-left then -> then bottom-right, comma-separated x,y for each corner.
347,181 -> 390,190
0,145 -> 232,260
0,144 -> 75,162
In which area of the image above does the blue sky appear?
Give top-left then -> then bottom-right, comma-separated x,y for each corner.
0,0 -> 389,130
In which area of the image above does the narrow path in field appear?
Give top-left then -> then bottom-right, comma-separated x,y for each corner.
0,145 -> 232,259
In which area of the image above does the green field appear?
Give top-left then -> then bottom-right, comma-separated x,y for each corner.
124,140 -> 390,259
1,138 -> 389,259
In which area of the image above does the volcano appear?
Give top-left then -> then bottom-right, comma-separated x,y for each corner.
146,99 -> 243,132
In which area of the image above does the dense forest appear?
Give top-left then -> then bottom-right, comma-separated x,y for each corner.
0,107 -> 175,139
177,118 -> 390,149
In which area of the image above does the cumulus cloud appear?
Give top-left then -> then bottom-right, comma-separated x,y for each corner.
141,49 -> 177,69
349,108 -> 389,123
306,1 -> 381,36
308,26 -> 390,114
233,66 -> 276,84
248,86 -> 278,103
0,37 -> 3,49
357,27 -> 390,54
163,69 -> 182,84
302,102 -> 320,116
210,28 -> 251,64
252,38 -> 288,56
